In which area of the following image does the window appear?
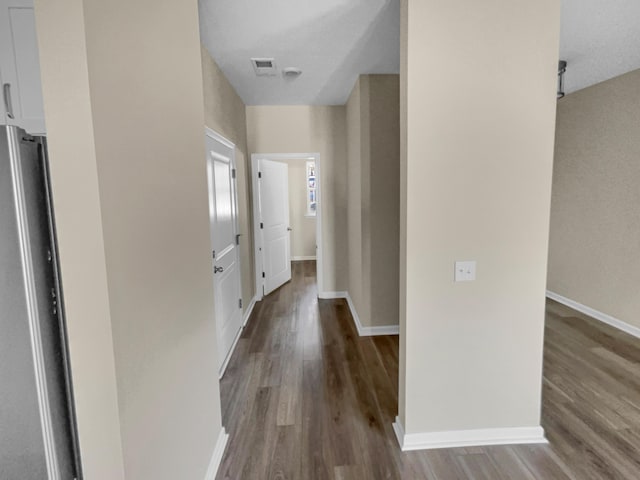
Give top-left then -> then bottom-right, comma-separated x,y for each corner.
306,160 -> 316,216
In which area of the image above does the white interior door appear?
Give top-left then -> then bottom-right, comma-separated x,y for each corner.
259,159 -> 291,295
205,130 -> 243,373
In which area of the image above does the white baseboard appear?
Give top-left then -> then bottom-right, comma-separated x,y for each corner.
359,324 -> 400,336
546,290 -> 640,339
204,427 -> 229,480
392,417 -> 547,451
344,292 -> 399,336
219,296 -> 260,379
218,327 -> 242,379
242,295 -> 258,327
318,291 -> 348,299
292,255 -> 316,261
317,291 -> 399,336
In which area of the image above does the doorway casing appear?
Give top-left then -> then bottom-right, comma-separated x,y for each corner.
251,153 -> 323,300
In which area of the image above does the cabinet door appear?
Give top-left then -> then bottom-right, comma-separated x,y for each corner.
0,66 -> 7,120
0,0 -> 46,135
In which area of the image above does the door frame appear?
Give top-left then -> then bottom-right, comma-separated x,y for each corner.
204,127 -> 243,376
251,153 -> 323,300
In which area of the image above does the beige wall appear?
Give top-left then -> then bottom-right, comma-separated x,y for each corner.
548,69 -> 640,329
246,106 -> 348,293
36,0 -> 224,478
34,0 -> 125,476
400,0 -> 560,434
346,79 -> 367,322
346,75 -> 400,328
369,76 -> 401,328
275,159 -> 317,258
201,45 -> 255,310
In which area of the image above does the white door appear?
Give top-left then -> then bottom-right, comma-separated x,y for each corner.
205,130 -> 243,373
259,159 -> 291,295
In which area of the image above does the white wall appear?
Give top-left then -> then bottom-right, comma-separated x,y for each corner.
274,158 -> 317,259
246,106 -> 348,293
34,0 -> 125,476
399,0 -> 560,439
35,0 -> 224,478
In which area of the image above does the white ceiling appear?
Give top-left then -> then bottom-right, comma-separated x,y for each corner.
198,0 -> 399,105
560,0 -> 640,95
199,0 -> 640,105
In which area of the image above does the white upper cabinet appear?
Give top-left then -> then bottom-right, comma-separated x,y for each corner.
0,66 -> 7,120
0,0 -> 46,135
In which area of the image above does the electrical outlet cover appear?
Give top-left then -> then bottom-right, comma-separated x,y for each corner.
455,261 -> 476,282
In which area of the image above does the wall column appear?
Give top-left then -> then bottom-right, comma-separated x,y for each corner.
397,0 -> 560,449
35,0 -> 224,478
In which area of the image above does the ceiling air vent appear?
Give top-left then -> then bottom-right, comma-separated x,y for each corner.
251,58 -> 277,76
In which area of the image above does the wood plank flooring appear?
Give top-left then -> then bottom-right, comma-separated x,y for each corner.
216,260 -> 640,479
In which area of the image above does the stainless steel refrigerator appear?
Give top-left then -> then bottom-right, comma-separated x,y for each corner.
1,125 -> 80,479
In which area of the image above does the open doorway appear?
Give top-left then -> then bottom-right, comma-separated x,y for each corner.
251,153 -> 322,300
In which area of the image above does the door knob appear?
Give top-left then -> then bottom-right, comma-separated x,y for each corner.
214,266 -> 224,273
287,227 -> 292,231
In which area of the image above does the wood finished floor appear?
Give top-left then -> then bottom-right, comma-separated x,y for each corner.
216,261 -> 640,479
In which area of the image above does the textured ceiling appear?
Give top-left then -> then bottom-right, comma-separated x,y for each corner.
198,0 -> 399,105
560,0 -> 640,95
199,0 -> 640,105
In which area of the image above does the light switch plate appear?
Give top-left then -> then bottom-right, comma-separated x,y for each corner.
455,261 -> 476,282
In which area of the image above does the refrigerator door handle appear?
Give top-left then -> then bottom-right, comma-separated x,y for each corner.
3,83 -> 14,119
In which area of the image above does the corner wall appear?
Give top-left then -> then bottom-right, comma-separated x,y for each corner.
399,0 -> 560,442
346,75 -> 400,329
548,69 -> 640,330
34,0 -> 125,476
35,0 -> 225,478
346,78 -> 367,323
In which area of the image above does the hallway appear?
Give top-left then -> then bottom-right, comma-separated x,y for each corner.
216,261 -> 640,479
